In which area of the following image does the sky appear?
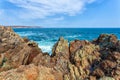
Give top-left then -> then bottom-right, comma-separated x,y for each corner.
0,0 -> 120,28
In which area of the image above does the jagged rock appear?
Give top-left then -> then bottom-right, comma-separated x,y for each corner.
64,43 -> 101,79
96,34 -> 117,45
52,37 -> 69,59
51,37 -> 70,74
32,37 -> 69,75
116,40 -> 120,52
32,37 -> 69,76
0,64 -> 63,80
69,40 -> 90,63
27,41 -> 38,47
73,43 -> 100,67
0,26 -> 41,71
89,76 -> 96,80
92,68 -> 105,78
95,34 -> 117,51
0,54 -> 4,66
107,52 -> 120,61
32,53 -> 51,67
23,37 -> 29,42
69,40 -> 90,55
100,60 -> 116,70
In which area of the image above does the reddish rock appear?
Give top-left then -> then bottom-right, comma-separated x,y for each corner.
0,64 -> 63,80
69,40 -> 90,54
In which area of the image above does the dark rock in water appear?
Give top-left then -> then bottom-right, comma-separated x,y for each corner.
0,26 -> 120,80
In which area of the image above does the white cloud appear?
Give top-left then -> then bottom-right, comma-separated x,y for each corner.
7,0 -> 96,19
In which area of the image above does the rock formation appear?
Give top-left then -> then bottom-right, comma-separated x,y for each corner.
0,26 -> 120,80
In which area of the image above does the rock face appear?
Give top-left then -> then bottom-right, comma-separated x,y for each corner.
64,43 -> 100,80
0,26 -> 41,71
0,26 -> 120,80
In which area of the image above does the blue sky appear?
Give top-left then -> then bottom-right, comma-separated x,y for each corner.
0,0 -> 120,28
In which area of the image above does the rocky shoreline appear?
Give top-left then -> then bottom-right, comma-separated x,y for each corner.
0,26 -> 120,80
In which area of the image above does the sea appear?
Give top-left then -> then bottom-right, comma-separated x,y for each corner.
14,28 -> 120,54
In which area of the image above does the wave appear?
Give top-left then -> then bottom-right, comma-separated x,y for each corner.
65,35 -> 81,38
16,32 -> 36,36
17,32 -> 45,37
39,45 -> 52,54
37,41 -> 55,54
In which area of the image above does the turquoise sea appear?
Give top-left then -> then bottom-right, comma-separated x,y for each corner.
14,28 -> 120,54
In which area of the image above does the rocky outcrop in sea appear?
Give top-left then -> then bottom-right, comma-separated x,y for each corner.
0,26 -> 120,80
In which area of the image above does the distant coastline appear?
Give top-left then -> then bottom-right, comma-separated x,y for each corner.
0,25 -> 42,28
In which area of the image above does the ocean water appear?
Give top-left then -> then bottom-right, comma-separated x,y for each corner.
14,28 -> 120,54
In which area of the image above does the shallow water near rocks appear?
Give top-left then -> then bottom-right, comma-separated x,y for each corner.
14,28 -> 120,54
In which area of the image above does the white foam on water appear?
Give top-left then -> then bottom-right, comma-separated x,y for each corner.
39,45 -> 52,53
37,41 -> 54,55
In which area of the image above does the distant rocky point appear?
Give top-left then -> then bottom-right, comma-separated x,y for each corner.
0,25 -> 42,28
0,26 -> 120,80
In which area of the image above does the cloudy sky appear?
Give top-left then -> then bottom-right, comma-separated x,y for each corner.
0,0 -> 120,28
